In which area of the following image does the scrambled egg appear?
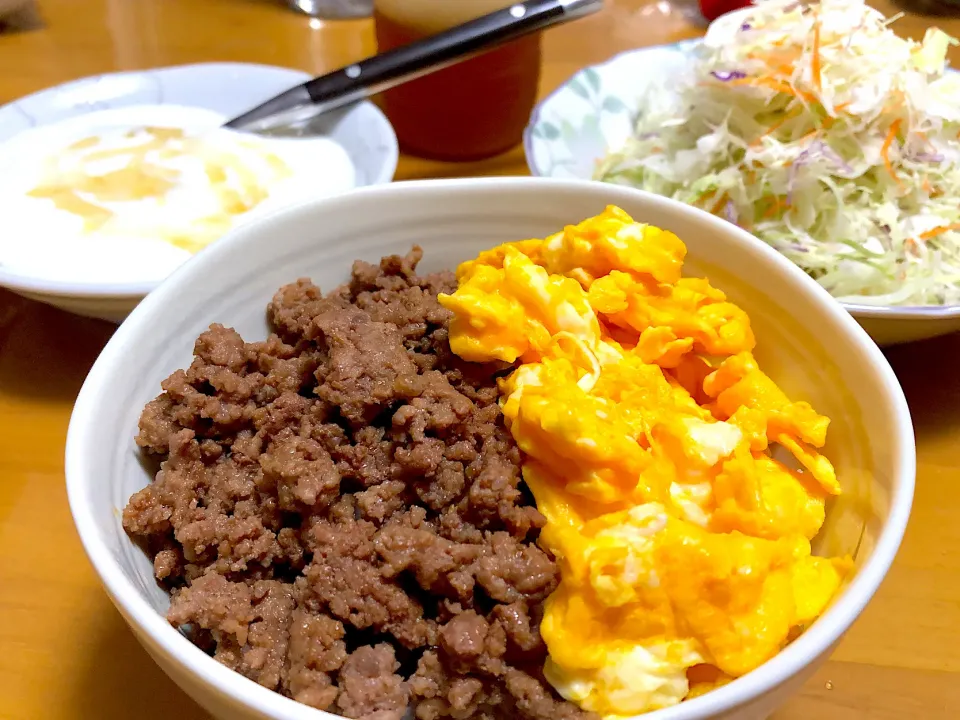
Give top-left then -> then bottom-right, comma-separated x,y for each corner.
438,206 -> 852,718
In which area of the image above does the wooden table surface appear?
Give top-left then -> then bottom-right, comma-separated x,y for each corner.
1,0 -> 959,718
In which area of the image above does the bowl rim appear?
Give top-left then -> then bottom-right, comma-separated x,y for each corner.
66,176 -> 916,720
0,61 -> 398,301
523,42 -> 960,320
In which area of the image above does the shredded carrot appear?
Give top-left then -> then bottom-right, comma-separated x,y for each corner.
881,119 -> 902,186
696,189 -> 717,205
709,192 -> 729,215
729,77 -> 817,103
811,12 -> 822,92
758,47 -> 804,70
750,110 -> 798,147
923,178 -> 933,194
834,102 -> 850,113
759,195 -> 785,219
878,93 -> 905,119
918,223 -> 960,242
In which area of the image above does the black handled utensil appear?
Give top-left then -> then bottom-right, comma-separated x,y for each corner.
224,0 -> 604,131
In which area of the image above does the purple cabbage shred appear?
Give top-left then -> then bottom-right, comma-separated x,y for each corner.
786,141 -> 853,204
723,200 -> 739,225
818,144 -> 854,174
711,70 -> 748,82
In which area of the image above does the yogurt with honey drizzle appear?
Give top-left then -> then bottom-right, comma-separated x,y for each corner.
0,105 -> 355,284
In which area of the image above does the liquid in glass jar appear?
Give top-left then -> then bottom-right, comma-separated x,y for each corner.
373,0 -> 542,161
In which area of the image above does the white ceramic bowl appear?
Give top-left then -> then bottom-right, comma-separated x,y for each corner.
66,178 -> 915,720
0,62 -> 398,323
523,41 -> 960,346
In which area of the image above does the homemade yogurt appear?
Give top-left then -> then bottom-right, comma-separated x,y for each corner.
0,105 -> 356,285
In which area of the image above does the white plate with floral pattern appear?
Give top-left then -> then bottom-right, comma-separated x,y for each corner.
525,41 -> 698,181
523,41 -> 960,346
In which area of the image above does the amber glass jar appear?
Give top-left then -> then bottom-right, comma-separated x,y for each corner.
373,0 -> 543,161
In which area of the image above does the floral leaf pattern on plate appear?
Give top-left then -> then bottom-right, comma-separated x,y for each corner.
524,41 -> 699,180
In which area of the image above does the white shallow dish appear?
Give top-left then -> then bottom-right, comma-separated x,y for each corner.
523,41 -> 960,346
67,178 -> 914,720
0,62 -> 399,323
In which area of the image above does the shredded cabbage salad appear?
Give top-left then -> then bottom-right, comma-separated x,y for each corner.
596,0 -> 960,306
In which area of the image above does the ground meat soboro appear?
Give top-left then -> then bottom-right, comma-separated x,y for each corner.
123,248 -> 596,720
